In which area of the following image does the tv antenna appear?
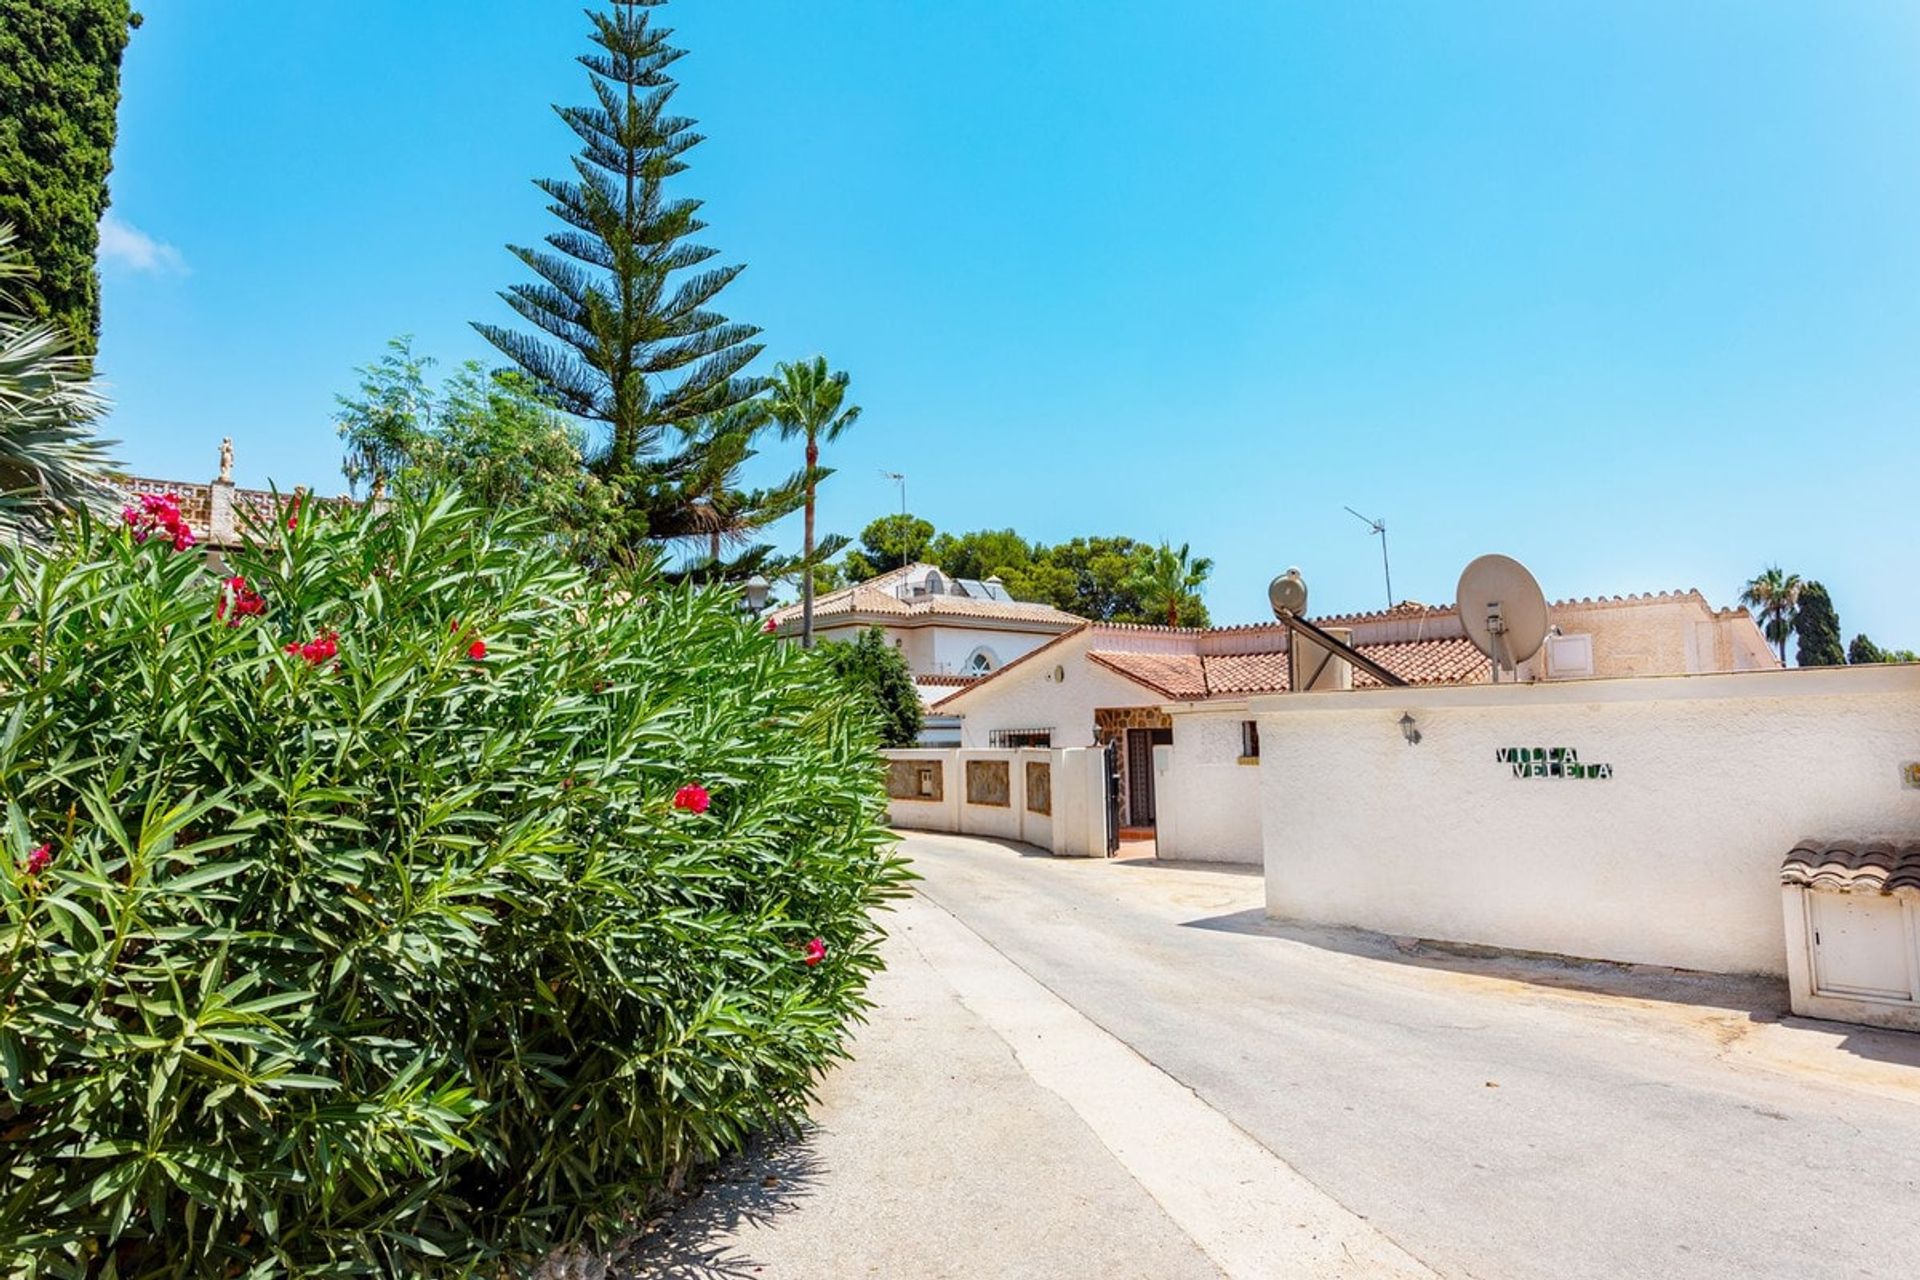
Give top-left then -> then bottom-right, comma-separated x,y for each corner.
1345,506 -> 1393,610
1456,554 -> 1550,684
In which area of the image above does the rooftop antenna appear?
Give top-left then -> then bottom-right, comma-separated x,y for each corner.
1455,554 -> 1550,684
1345,506 -> 1393,610
879,471 -> 908,568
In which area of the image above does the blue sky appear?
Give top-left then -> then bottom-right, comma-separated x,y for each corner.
99,2 -> 1920,645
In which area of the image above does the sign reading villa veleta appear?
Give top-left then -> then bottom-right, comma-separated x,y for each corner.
1496,747 -> 1613,780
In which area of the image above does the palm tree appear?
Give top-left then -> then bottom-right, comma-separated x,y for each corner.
769,356 -> 860,646
1740,565 -> 1802,665
1128,541 -> 1214,627
0,226 -> 117,541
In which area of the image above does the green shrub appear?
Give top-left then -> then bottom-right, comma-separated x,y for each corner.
816,627 -> 924,749
0,492 -> 907,1275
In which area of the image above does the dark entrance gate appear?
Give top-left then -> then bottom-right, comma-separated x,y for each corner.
1124,727 -> 1172,826
1103,740 -> 1123,856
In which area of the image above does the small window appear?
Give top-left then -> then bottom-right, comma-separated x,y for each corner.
1239,720 -> 1261,762
964,646 -> 999,676
989,728 -> 1053,749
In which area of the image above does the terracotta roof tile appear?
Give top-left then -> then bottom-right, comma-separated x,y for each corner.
1353,637 -> 1491,688
1087,651 -> 1210,699
1200,652 -> 1291,695
1088,637 -> 1486,699
1781,840 -> 1920,896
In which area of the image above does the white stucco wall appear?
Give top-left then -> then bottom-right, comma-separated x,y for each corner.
884,747 -> 1108,857
943,631 -> 1162,748
1253,666 -> 1920,976
954,748 -> 1024,841
1156,708 -> 1264,865
881,747 -> 960,832
927,624 -> 1055,677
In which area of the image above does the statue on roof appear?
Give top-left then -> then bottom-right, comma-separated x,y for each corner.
217,437 -> 234,484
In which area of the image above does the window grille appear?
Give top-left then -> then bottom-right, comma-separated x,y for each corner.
989,728 -> 1054,749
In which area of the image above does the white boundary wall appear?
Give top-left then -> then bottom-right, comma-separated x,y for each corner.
884,747 -> 1108,857
1155,706 -> 1264,865
1251,666 -> 1920,976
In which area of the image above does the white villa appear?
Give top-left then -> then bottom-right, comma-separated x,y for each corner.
930,588 -> 1777,859
765,563 -> 1083,741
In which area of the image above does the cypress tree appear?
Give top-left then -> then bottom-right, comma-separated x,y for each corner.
1791,580 -> 1845,667
0,0 -> 141,358
476,0 -> 766,552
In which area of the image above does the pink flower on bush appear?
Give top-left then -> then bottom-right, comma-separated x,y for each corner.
286,495 -> 303,531
762,616 -> 778,634
122,492 -> 197,551
216,575 -> 266,625
23,842 -> 52,876
284,629 -> 339,666
468,639 -> 487,661
803,937 -> 827,968
672,783 -> 711,815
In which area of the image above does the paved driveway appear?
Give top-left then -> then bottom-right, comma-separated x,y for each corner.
632,833 -> 1920,1279
905,833 -> 1920,1280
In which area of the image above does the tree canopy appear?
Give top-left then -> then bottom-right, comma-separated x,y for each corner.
1125,541 -> 1214,627
0,0 -> 139,358
835,515 -> 1214,626
1791,581 -> 1845,668
816,626 -> 923,748
1739,566 -> 1801,666
336,337 -> 615,560
841,514 -> 935,580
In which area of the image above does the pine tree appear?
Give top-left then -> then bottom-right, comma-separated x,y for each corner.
475,0 -> 766,553
1791,581 -> 1845,667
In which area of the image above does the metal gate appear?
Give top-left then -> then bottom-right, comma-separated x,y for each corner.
1103,740 -> 1123,856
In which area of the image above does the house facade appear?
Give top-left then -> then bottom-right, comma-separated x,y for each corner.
766,563 -> 1084,741
932,590 -> 1777,862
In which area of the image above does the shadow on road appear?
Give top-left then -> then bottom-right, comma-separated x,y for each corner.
1181,908 -> 1920,1071
617,1133 -> 823,1279
1183,905 -> 1798,1011
1183,907 -> 1920,1076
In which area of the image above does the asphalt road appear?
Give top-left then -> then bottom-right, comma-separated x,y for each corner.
905,832 -> 1920,1280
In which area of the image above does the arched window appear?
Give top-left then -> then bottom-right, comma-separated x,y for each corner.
964,646 -> 999,676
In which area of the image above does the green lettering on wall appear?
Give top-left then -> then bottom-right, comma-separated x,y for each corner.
1500,747 -> 1613,781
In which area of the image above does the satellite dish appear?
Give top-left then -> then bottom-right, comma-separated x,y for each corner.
1268,567 -> 1308,618
1456,554 -> 1550,679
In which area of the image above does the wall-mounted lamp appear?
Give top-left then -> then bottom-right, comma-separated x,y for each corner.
1399,712 -> 1422,746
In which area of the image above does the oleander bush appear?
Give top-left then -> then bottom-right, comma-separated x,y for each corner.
0,491 -> 907,1276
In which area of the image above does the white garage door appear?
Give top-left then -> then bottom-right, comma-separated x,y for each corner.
1810,892 -> 1918,1003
